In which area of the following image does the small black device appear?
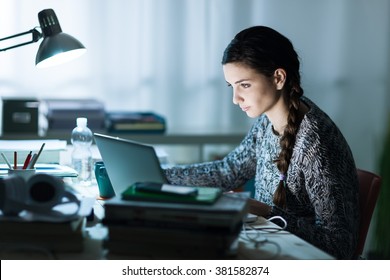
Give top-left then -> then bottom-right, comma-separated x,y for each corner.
2,98 -> 39,134
134,182 -> 198,197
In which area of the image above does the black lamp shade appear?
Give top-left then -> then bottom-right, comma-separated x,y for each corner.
35,33 -> 86,68
35,9 -> 86,68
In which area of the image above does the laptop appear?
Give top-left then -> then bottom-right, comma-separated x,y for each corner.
94,133 -> 251,225
94,133 -> 168,196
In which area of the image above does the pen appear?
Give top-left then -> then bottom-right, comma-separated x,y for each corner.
26,153 -> 38,169
22,151 -> 33,169
14,151 -> 17,170
1,152 -> 13,169
29,142 -> 45,169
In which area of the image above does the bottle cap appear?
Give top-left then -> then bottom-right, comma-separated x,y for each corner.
76,117 -> 87,127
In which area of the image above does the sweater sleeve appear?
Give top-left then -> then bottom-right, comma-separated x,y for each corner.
163,120 -> 262,191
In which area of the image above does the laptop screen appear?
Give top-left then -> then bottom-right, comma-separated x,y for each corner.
94,133 -> 168,196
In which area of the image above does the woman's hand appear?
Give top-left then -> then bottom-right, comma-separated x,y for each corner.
248,198 -> 272,217
223,191 -> 271,217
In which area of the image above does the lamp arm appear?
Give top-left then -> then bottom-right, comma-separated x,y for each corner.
0,28 -> 42,52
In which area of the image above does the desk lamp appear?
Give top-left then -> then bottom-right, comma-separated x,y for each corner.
0,8 -> 86,68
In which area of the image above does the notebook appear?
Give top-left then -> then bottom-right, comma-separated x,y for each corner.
121,183 -> 222,205
94,133 -> 168,196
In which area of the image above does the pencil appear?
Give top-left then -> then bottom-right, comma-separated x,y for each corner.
14,151 -> 17,169
22,151 -> 33,169
26,153 -> 38,169
1,152 -> 13,169
30,143 -> 45,168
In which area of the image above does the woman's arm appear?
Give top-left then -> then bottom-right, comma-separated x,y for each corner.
163,118 -> 265,191
248,198 -> 272,217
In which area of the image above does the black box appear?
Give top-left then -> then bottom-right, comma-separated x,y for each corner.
2,98 -> 39,134
106,111 -> 166,134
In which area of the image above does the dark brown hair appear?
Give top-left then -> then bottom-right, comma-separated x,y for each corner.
222,26 -> 304,208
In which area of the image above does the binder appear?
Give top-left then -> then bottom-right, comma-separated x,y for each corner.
106,111 -> 166,133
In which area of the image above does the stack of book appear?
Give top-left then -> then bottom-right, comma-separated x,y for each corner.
42,98 -> 106,131
0,215 -> 86,255
0,139 -> 67,165
105,112 -> 166,134
102,185 -> 249,259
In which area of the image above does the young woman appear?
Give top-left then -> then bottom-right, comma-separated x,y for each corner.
163,26 -> 359,259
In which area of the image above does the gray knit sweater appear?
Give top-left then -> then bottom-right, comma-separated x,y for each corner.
163,97 -> 359,259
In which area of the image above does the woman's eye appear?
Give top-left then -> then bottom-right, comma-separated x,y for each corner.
241,83 -> 251,88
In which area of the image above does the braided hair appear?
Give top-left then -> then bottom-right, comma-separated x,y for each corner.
222,26 -> 304,209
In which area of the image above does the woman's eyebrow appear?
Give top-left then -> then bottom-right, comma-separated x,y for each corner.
234,79 -> 251,84
225,78 -> 251,85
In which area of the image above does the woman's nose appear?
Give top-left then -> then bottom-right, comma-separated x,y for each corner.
232,90 -> 242,105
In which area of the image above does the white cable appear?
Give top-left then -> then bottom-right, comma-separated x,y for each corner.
267,215 -> 287,230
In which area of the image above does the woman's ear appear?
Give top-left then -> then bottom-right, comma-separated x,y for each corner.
274,68 -> 287,90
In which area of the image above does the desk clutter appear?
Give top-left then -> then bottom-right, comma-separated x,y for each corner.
0,174 -> 95,257
1,97 -> 166,135
0,215 -> 86,255
102,185 -> 249,259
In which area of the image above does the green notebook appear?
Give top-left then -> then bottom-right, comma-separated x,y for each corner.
121,183 -> 222,205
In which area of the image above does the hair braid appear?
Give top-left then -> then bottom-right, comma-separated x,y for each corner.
273,86 -> 303,208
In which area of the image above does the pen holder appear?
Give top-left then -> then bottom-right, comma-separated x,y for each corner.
94,161 -> 115,198
8,168 -> 36,181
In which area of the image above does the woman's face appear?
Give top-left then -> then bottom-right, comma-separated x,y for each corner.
223,62 -> 283,118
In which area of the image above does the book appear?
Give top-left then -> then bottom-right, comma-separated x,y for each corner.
0,139 -> 67,164
0,215 -> 85,235
121,184 -> 222,205
106,111 -> 166,133
0,229 -> 84,247
103,192 -> 245,259
105,222 -> 241,248
104,238 -> 236,260
42,98 -> 106,130
0,216 -> 86,253
104,193 -> 249,230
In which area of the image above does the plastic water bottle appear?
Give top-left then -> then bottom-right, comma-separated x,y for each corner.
71,117 -> 93,185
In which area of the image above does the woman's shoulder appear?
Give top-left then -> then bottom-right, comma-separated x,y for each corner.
294,97 -> 357,181
297,96 -> 353,154
300,97 -> 343,136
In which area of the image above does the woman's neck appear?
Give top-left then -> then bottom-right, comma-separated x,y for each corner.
267,98 -> 309,136
266,97 -> 289,135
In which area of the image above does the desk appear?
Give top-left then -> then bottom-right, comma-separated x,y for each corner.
46,184 -> 333,260
0,172 -> 332,260
0,129 -> 246,162
237,218 -> 333,259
